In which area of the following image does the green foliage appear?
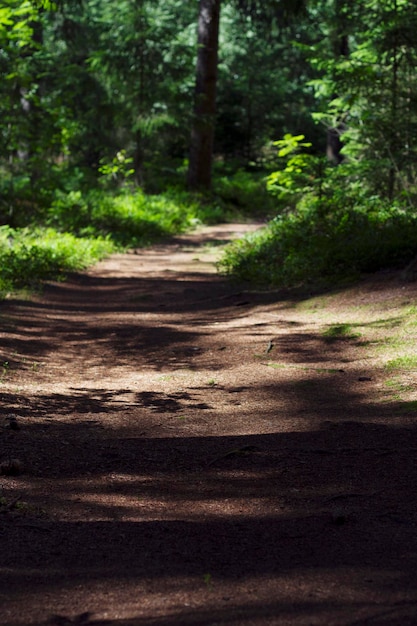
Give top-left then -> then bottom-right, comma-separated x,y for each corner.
308,0 -> 417,197
98,151 -> 135,188
213,169 -> 276,217
83,0 -> 197,173
219,125 -> 417,289
216,4 -> 319,161
266,134 -> 326,203
385,355 -> 417,371
218,192 -> 417,289
0,226 -> 114,292
273,134 -> 312,158
0,1 -> 38,45
322,323 -> 361,340
2,0 -> 417,297
47,188 -> 221,247
0,180 -> 242,296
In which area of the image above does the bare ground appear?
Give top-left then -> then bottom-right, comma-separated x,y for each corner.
1,223 -> 417,626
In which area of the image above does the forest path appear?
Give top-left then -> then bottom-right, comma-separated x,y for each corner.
1,223 -> 417,625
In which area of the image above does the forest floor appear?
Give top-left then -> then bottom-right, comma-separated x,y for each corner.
1,222 -> 417,626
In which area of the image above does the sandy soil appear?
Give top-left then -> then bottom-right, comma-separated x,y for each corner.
1,222 -> 417,626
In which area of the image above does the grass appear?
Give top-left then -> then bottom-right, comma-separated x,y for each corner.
203,573 -> 213,588
47,188 -> 216,247
0,185 -> 231,295
384,377 -> 414,392
322,323 -> 362,340
395,400 -> 417,413
213,169 -> 276,219
218,194 -> 417,289
1,361 -> 10,382
385,355 -> 417,370
0,225 -> 115,294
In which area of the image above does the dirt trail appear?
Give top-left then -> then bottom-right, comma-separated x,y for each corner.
1,223 -> 417,626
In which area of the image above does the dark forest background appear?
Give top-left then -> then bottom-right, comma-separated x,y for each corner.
2,0 -> 417,291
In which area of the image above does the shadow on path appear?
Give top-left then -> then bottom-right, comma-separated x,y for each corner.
1,226 -> 417,625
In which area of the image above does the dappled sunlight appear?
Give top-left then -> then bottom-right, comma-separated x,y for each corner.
4,566 -> 414,626
3,0 -> 417,619
2,226 -> 417,626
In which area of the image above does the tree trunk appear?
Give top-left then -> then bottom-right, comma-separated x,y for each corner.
387,0 -> 399,200
133,0 -> 145,186
187,0 -> 221,190
28,16 -> 44,191
326,126 -> 344,164
327,0 -> 349,164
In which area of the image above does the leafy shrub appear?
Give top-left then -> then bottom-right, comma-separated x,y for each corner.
219,134 -> 417,289
47,188 -> 221,246
218,195 -> 417,288
266,134 -> 320,205
213,169 -> 276,218
0,226 -> 114,292
0,180 -> 252,295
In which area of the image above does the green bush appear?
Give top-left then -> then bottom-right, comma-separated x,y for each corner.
0,226 -> 114,292
0,179 -> 258,295
218,194 -> 417,288
219,135 -> 417,289
47,188 -> 223,246
213,169 -> 277,218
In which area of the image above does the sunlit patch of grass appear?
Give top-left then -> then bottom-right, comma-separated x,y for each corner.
384,377 -> 414,392
385,355 -> 417,370
380,370 -> 417,415
374,337 -> 408,351
322,323 -> 362,340
48,188 -> 227,247
404,314 -> 417,328
365,316 -> 404,329
0,225 -> 115,293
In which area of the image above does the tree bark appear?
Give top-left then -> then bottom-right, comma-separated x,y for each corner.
327,0 -> 349,164
187,0 -> 221,190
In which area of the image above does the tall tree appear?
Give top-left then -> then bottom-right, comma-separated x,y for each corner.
326,0 -> 350,164
187,0 -> 308,190
187,0 -> 221,190
311,0 -> 417,197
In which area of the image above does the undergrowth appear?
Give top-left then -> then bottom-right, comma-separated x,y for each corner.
0,226 -> 115,293
46,188 -> 220,246
0,166 -> 272,294
212,169 -> 276,219
218,196 -> 417,288
218,137 -> 417,289
5,150 -> 417,295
